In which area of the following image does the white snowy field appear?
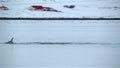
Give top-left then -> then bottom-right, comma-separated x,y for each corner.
0,0 -> 120,18
0,20 -> 120,68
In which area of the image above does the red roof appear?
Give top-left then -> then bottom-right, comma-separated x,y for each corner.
32,6 -> 44,9
0,6 -> 8,10
0,6 -> 7,8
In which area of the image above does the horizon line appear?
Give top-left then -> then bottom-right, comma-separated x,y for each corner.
0,17 -> 120,20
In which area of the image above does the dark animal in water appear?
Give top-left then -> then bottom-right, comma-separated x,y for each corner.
5,38 -> 14,44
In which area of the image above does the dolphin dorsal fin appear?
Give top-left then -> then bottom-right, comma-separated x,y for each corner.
10,37 -> 14,42
6,37 -> 14,44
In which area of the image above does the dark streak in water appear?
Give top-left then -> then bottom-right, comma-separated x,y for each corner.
1,42 -> 119,45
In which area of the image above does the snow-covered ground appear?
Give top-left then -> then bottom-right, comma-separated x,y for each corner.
0,0 -> 120,18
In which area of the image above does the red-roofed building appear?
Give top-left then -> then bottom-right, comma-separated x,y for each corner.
29,5 -> 62,12
0,6 -> 8,10
30,5 -> 44,10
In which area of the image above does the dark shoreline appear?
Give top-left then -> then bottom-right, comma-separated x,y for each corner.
0,17 -> 120,20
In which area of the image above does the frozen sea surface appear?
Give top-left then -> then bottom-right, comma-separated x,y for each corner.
0,20 -> 120,68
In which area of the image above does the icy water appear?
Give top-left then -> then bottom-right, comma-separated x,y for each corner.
0,20 -> 120,68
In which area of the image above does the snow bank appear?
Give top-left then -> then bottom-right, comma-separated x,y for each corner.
0,0 -> 120,18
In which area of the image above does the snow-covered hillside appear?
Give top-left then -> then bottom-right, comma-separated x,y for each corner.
0,0 -> 120,18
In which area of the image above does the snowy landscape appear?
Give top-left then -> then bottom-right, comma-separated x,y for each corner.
0,0 -> 120,68
0,0 -> 120,18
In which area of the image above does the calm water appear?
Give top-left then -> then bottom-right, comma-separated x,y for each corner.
0,20 -> 120,68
